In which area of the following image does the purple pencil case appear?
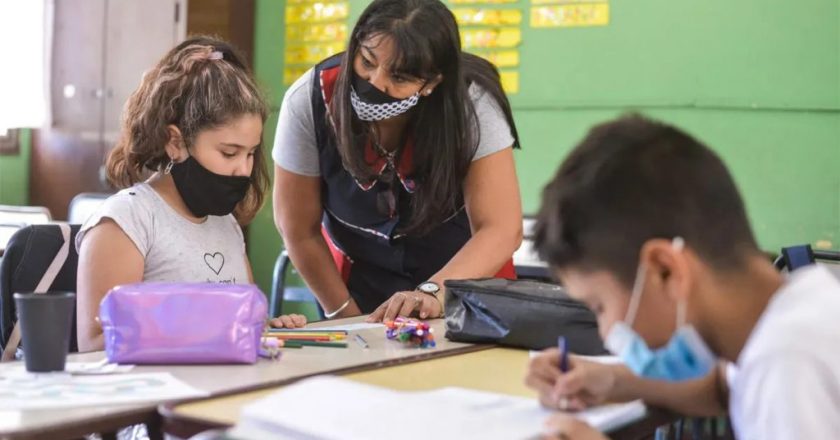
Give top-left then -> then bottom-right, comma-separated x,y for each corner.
99,282 -> 267,364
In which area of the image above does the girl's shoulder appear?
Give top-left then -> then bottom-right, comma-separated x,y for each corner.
93,183 -> 159,216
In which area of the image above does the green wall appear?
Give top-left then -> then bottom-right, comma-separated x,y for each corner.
0,129 -> 31,205
247,0 -> 840,295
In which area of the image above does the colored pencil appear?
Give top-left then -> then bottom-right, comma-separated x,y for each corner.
265,329 -> 348,334
282,340 -> 348,348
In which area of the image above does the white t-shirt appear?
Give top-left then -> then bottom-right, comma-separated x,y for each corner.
272,68 -> 516,176
729,265 -> 840,439
76,183 -> 250,285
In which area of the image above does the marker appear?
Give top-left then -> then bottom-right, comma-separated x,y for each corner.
558,336 -> 569,373
354,334 -> 369,349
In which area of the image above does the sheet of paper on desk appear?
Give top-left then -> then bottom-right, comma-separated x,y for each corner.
310,322 -> 385,332
0,361 -> 134,376
0,372 -> 207,410
228,376 -> 646,440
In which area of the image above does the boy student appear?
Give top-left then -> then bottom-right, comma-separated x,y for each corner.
526,115 -> 840,439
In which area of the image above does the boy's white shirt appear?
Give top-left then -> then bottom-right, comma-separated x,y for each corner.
729,265 -> 840,439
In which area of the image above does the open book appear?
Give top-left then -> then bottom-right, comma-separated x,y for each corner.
228,376 -> 646,440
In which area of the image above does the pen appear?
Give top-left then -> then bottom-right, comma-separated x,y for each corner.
354,334 -> 369,349
558,336 -> 568,373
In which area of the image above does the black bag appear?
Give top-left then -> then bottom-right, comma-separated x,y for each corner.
444,278 -> 607,354
1,224 -> 80,359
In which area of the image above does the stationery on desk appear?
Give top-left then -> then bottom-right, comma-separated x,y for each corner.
263,330 -> 350,348
559,335 -> 569,372
226,376 -> 646,440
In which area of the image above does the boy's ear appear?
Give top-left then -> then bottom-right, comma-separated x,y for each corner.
641,239 -> 691,304
164,125 -> 186,162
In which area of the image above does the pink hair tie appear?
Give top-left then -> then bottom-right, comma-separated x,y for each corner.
208,51 -> 223,60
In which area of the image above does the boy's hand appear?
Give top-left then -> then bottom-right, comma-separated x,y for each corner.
542,413 -> 608,440
526,348 -> 619,411
269,314 -> 307,328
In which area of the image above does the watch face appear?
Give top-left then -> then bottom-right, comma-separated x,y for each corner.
419,282 -> 439,293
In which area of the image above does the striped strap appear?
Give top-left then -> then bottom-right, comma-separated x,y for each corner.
2,223 -> 71,362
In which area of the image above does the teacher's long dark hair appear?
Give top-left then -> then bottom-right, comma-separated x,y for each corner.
330,0 -> 520,236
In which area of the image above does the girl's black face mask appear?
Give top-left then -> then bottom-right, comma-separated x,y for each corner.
169,155 -> 250,217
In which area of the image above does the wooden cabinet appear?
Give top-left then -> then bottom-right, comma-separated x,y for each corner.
33,0 -> 186,219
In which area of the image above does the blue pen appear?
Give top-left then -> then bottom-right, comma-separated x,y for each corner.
558,335 -> 568,373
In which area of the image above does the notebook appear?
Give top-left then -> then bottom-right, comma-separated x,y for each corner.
227,376 -> 646,440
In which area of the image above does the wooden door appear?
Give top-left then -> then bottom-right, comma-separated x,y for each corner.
31,0 -> 107,219
31,0 -> 185,220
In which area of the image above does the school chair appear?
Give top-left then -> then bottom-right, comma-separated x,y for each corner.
0,204 -> 52,225
773,244 -> 840,279
270,250 -> 324,321
514,216 -> 552,281
67,192 -> 110,224
0,223 -> 81,359
0,222 -> 25,258
773,244 -> 840,278
0,205 -> 53,257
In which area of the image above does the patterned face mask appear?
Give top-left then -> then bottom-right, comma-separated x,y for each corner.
350,72 -> 421,121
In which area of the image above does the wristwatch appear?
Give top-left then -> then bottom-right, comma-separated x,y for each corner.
416,281 -> 440,296
417,281 -> 444,317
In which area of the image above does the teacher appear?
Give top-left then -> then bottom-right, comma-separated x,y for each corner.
272,0 -> 523,322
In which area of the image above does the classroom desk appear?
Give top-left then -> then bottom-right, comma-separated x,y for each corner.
162,348 -> 675,440
0,317 -> 485,440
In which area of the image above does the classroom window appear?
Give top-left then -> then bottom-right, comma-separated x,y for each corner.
0,0 -> 49,134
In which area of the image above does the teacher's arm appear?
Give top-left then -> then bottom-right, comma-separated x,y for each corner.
368,147 -> 522,321
273,165 -> 362,318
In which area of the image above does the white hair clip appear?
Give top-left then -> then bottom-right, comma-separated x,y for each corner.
208,51 -> 224,60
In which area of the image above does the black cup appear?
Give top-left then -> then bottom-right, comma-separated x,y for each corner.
14,291 -> 75,372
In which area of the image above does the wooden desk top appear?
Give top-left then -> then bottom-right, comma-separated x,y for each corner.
169,347 -> 535,426
165,349 -> 677,440
0,317 -> 486,440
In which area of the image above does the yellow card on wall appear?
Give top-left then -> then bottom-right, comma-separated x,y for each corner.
284,66 -> 312,85
500,70 -> 519,94
285,2 -> 349,25
452,8 -> 523,26
285,42 -> 346,65
477,50 -> 520,68
450,0 -> 518,4
461,27 -> 522,49
530,3 -> 609,28
530,0 -> 599,4
286,22 -> 348,43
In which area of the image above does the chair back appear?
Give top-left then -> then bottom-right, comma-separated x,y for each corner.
0,224 -> 81,356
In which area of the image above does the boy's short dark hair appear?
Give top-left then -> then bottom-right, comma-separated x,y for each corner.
534,114 -> 759,287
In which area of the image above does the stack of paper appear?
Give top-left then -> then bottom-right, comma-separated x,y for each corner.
228,376 -> 645,440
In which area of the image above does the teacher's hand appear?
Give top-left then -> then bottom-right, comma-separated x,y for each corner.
366,290 -> 442,322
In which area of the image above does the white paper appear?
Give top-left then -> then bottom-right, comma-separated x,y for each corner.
0,361 -> 135,377
230,376 -> 645,440
309,322 -> 385,332
0,372 -> 207,410
528,351 -> 623,365
66,360 -> 135,375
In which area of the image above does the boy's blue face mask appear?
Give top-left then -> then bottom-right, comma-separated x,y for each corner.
604,237 -> 717,382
